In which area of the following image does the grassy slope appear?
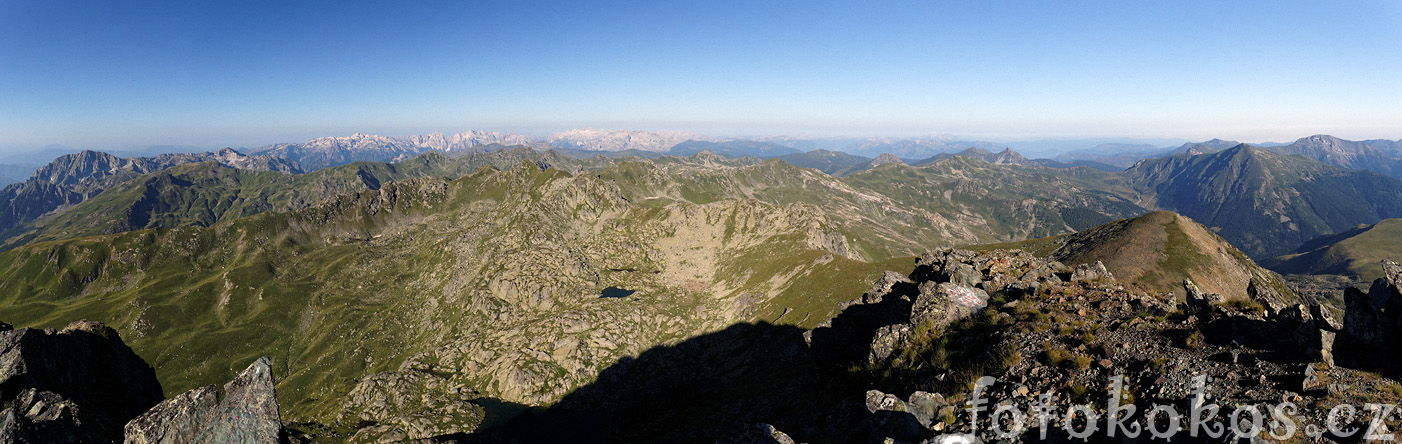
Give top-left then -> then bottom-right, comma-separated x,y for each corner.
1266,218 -> 1402,281
963,211 -> 1296,302
1050,211 -> 1296,301
0,161 -> 913,426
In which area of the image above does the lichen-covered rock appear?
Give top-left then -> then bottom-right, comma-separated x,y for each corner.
1248,278 -> 1288,314
121,386 -> 217,444
866,324 -> 911,366
1069,260 -> 1114,283
124,356 -> 281,444
911,282 -> 989,329
1183,278 -> 1224,311
0,320 -> 163,443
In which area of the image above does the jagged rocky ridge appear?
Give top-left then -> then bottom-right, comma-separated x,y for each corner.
0,149 -> 298,239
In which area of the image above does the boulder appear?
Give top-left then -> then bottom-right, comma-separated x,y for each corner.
1310,302 -> 1344,331
867,324 -> 912,366
1276,304 -> 1312,325
1293,325 -> 1336,367
1344,286 -> 1392,345
124,356 -> 281,444
1070,261 -> 1115,284
1248,278 -> 1288,315
715,423 -> 797,444
905,391 -> 945,429
911,282 -> 989,329
1377,260 -> 1402,328
941,262 -> 983,288
0,320 -> 163,443
863,390 -> 924,443
1184,279 -> 1208,310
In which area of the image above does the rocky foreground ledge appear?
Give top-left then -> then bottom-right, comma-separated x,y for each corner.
0,320 -> 163,443
0,319 -> 282,444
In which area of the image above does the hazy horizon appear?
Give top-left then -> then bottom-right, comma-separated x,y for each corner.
4,1 -> 1401,153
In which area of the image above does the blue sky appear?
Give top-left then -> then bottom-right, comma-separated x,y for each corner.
2,1 -> 1400,152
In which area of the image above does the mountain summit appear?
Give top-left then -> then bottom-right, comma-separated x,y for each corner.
1125,144 -> 1402,258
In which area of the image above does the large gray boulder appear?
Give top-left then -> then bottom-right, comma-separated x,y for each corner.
911,282 -> 989,329
124,356 -> 281,444
1344,286 -> 1393,346
0,320 -> 164,443
1070,260 -> 1115,284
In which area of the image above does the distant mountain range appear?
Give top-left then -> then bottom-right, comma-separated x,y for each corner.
247,131 -> 1013,171
1124,144 -> 1402,258
9,131 -> 1402,262
1058,135 -> 1402,177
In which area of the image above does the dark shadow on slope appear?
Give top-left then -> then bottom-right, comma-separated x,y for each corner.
464,322 -> 872,444
805,280 -> 919,372
460,263 -> 944,444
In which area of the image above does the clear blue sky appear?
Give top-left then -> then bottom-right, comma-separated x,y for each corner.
2,0 -> 1400,151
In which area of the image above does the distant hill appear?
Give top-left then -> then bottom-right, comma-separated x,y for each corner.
667,140 -> 800,158
253,133 -> 430,171
0,147 -> 628,250
0,164 -> 35,186
1124,144 -> 1402,258
760,135 -> 973,159
1264,218 -> 1402,282
1053,143 -> 1163,169
774,149 -> 873,176
1052,139 -> 1240,169
912,147 -> 1039,167
1161,138 -> 1239,157
1364,139 -> 1402,155
1266,134 -> 1401,178
1029,159 -> 1123,172
546,129 -> 716,152
1050,211 -> 1296,301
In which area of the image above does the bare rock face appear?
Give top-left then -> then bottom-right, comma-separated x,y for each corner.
124,356 -> 281,444
0,320 -> 164,444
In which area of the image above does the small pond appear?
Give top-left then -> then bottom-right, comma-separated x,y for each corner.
600,286 -> 636,298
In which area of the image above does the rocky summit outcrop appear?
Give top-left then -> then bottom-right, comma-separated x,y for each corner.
802,248 -> 1381,443
124,356 -> 281,444
0,320 -> 163,443
0,148 -> 298,236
